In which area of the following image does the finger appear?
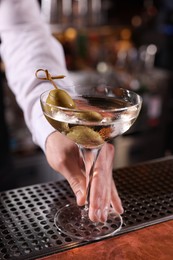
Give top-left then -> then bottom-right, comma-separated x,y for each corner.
88,143 -> 114,222
88,169 -> 111,222
60,145 -> 86,206
111,179 -> 124,214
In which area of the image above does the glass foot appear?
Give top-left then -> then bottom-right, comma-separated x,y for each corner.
54,204 -> 123,241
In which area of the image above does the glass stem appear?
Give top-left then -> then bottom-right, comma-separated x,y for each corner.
79,146 -> 102,218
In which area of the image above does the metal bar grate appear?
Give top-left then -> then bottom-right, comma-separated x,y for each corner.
0,158 -> 173,259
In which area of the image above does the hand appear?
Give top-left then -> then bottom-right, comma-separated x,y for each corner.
45,131 -> 124,222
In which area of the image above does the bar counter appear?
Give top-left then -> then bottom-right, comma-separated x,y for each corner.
0,156 -> 173,260
39,219 -> 173,260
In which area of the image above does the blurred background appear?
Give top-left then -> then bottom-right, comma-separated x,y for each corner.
0,0 -> 173,191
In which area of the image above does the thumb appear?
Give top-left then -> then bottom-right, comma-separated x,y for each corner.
65,147 -> 86,206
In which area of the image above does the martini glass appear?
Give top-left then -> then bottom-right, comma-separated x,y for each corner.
40,87 -> 142,240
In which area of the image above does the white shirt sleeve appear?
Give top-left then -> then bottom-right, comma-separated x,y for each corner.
0,0 -> 75,152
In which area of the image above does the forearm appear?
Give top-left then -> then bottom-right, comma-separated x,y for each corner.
0,0 -> 74,151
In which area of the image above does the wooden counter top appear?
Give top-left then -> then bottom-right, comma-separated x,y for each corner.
39,220 -> 173,260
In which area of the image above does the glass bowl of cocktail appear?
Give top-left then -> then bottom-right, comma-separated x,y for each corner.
37,69 -> 142,241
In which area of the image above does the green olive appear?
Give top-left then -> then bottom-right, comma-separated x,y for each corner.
46,89 -> 59,106
77,111 -> 102,122
57,89 -> 75,108
67,126 -> 104,147
46,89 -> 75,108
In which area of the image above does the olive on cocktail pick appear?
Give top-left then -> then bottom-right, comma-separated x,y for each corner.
35,69 -> 75,109
46,89 -> 59,106
46,89 -> 75,108
35,70 -> 102,121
